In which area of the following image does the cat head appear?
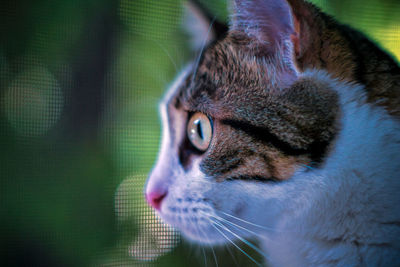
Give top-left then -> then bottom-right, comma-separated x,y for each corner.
145,0 -> 340,244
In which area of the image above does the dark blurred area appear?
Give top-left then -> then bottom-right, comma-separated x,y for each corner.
0,0 -> 118,266
0,0 -> 398,266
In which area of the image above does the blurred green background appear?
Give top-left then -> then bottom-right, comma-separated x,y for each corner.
0,0 -> 399,266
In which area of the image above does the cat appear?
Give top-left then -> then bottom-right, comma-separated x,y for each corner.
145,0 -> 400,266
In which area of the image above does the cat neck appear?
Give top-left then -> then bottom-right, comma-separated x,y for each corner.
259,71 -> 400,266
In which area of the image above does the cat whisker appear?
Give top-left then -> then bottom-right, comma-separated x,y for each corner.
224,241 -> 240,267
220,210 -> 299,233
210,218 -> 269,261
202,209 -> 295,234
217,211 -> 285,232
301,163 -> 315,170
193,218 -> 218,267
194,212 -> 238,266
185,218 -> 195,260
191,219 -> 209,267
191,17 -> 216,85
130,30 -> 181,72
209,219 -> 263,267
154,42 -> 179,73
201,244 -> 208,267
199,210 -> 260,236
210,239 -> 219,267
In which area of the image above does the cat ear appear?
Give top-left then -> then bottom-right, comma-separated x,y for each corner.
183,0 -> 228,50
231,0 -> 300,57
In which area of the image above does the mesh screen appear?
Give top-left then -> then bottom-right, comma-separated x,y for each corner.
0,0 -> 399,266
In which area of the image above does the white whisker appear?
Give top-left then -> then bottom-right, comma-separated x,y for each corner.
154,42 -> 179,72
210,244 -> 219,267
301,163 -> 315,170
219,211 -> 270,230
193,217 -> 218,267
210,220 -> 263,267
191,17 -> 216,85
201,245 -> 208,267
199,210 -> 260,236
218,211 -> 295,233
224,241 -> 240,267
130,30 -> 181,72
211,218 -> 269,261
192,219 -> 208,267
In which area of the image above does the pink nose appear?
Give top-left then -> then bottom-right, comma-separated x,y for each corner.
145,190 -> 167,211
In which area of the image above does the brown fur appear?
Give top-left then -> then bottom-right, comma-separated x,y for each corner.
287,0 -> 400,117
174,33 -> 339,181
170,0 -> 399,182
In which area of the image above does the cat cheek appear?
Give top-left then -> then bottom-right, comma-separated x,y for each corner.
233,201 -> 247,217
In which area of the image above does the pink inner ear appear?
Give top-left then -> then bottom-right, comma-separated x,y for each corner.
291,15 -> 301,56
232,0 -> 297,47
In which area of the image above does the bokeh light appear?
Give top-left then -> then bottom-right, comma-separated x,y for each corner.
1,0 -> 399,266
2,57 -> 64,137
115,175 -> 180,262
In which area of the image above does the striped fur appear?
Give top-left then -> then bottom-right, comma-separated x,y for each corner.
146,0 -> 400,265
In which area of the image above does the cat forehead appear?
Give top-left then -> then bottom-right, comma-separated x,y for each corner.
175,34 -> 287,118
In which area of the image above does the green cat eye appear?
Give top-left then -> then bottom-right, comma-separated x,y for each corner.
187,112 -> 213,151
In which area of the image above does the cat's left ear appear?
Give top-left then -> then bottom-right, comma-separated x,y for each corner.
231,0 -> 300,58
183,0 -> 229,50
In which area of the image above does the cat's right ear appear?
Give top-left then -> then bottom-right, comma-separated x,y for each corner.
183,0 -> 228,50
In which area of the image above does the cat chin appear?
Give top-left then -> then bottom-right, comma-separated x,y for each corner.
158,211 -> 230,245
181,229 -> 231,245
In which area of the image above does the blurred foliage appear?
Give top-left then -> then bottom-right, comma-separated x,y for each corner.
313,0 -> 400,60
0,0 -> 399,266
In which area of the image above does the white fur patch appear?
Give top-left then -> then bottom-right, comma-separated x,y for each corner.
147,66 -> 400,266
146,65 -> 192,197
259,71 -> 400,266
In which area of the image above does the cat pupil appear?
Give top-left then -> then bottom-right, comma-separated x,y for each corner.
196,120 -> 204,140
145,0 -> 400,265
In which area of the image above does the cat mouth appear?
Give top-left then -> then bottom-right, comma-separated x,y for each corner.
157,203 -> 229,244
159,203 -> 254,245
166,214 -> 234,244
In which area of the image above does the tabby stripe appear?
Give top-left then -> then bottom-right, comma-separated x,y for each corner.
203,155 -> 244,175
225,175 -> 279,182
261,153 -> 277,178
221,119 -> 311,156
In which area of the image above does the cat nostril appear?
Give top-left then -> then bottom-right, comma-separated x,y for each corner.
146,191 -> 167,211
